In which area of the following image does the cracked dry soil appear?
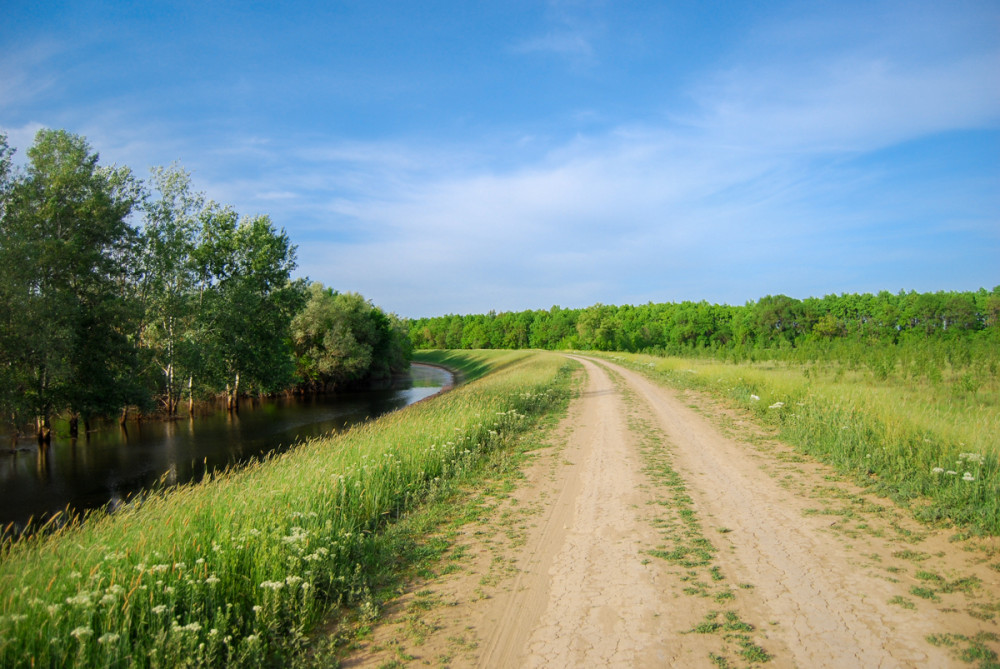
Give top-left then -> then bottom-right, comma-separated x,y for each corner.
343,356 -> 1000,668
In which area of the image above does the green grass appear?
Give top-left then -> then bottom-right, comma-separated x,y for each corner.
0,351 -> 573,668
592,351 -> 1000,535
413,349 -> 535,383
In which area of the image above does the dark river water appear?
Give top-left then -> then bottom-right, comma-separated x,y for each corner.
0,363 -> 453,533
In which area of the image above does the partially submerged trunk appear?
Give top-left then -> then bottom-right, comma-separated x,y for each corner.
36,415 -> 51,444
226,372 -> 240,413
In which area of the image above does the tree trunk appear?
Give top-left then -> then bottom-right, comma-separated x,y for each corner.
188,375 -> 194,416
36,415 -> 51,445
69,414 -> 79,439
120,406 -> 128,425
227,372 -> 240,413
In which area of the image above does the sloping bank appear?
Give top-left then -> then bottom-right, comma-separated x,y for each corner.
0,350 -> 573,668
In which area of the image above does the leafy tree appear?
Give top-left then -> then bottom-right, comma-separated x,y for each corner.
290,283 -> 410,390
0,133 -> 27,435
193,210 -> 301,408
0,129 -> 144,439
138,164 -> 205,413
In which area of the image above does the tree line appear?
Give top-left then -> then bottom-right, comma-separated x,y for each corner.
0,129 -> 410,442
408,289 -> 1000,373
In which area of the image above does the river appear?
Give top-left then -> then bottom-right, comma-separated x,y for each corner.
0,363 -> 453,533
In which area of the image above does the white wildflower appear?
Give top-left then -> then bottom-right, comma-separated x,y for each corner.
769,402 -> 784,409
65,593 -> 93,607
962,472 -> 975,482
70,626 -> 93,640
98,633 -> 120,644
750,395 -> 760,401
932,467 -> 944,474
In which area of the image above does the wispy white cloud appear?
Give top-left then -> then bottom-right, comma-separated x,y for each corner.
0,41 -> 64,115
690,51 -> 1000,154
511,31 -> 595,61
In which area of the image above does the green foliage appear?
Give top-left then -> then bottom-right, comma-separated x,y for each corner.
407,289 -> 1000,366
0,129 -> 145,433
1,130 -> 412,433
290,284 -> 411,390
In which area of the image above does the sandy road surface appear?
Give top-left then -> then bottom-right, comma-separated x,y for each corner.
345,356 -> 999,668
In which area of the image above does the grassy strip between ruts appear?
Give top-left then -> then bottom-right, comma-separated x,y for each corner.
0,350 -> 573,668
603,365 -> 771,667
589,351 -> 999,536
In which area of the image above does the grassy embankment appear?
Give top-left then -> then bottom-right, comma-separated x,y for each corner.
0,350 -> 573,668
592,351 -> 999,536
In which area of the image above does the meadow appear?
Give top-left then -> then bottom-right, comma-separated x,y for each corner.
593,350 -> 1000,535
0,350 -> 573,668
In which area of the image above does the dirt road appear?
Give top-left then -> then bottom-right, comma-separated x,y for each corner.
346,356 -> 1000,667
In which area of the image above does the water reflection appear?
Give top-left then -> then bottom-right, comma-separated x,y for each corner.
0,364 -> 452,532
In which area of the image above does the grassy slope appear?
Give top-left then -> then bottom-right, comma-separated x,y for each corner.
0,350 -> 574,668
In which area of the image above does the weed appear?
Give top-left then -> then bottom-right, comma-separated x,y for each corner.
889,596 -> 916,610
910,586 -> 942,601
928,632 -> 1000,669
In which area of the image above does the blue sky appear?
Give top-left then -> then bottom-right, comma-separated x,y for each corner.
2,1 -> 998,317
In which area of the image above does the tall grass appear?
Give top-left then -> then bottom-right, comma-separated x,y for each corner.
595,352 -> 1000,535
0,351 -> 573,668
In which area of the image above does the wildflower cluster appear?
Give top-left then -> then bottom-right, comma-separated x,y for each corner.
932,452 -> 987,483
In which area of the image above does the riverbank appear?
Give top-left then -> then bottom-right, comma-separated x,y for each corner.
0,350 -> 573,668
1,364 -> 453,535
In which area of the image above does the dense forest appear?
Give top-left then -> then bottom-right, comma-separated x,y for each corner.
408,290 -> 1000,379
0,130 -> 410,442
